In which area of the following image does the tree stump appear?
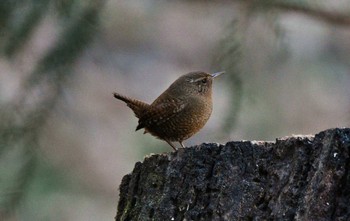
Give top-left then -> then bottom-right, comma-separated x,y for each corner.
116,128 -> 350,221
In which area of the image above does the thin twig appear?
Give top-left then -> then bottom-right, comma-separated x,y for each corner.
239,0 -> 350,26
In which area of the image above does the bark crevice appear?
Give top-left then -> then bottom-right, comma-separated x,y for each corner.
116,128 -> 350,221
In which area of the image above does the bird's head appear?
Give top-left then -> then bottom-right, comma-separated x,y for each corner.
169,71 -> 224,97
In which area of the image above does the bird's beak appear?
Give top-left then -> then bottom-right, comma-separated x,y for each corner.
211,71 -> 225,78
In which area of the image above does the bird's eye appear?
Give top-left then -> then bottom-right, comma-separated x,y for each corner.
201,78 -> 207,84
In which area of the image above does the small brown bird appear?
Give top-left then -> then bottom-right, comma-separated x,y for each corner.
113,71 -> 224,151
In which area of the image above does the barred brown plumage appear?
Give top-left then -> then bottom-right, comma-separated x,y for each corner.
113,71 -> 224,151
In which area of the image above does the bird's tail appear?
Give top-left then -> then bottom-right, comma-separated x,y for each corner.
113,92 -> 149,118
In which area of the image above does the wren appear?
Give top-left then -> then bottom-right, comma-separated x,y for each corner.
113,71 -> 224,151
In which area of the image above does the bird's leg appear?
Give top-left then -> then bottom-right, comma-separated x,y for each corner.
165,140 -> 178,151
179,141 -> 185,148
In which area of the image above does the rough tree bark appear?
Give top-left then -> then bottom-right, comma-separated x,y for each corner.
116,128 -> 350,221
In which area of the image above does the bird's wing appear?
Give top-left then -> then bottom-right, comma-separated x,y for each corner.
136,98 -> 186,131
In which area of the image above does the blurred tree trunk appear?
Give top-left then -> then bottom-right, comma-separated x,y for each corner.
0,1 -> 105,219
116,128 -> 350,220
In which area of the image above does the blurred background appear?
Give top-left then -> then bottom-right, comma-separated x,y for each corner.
1,0 -> 350,220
